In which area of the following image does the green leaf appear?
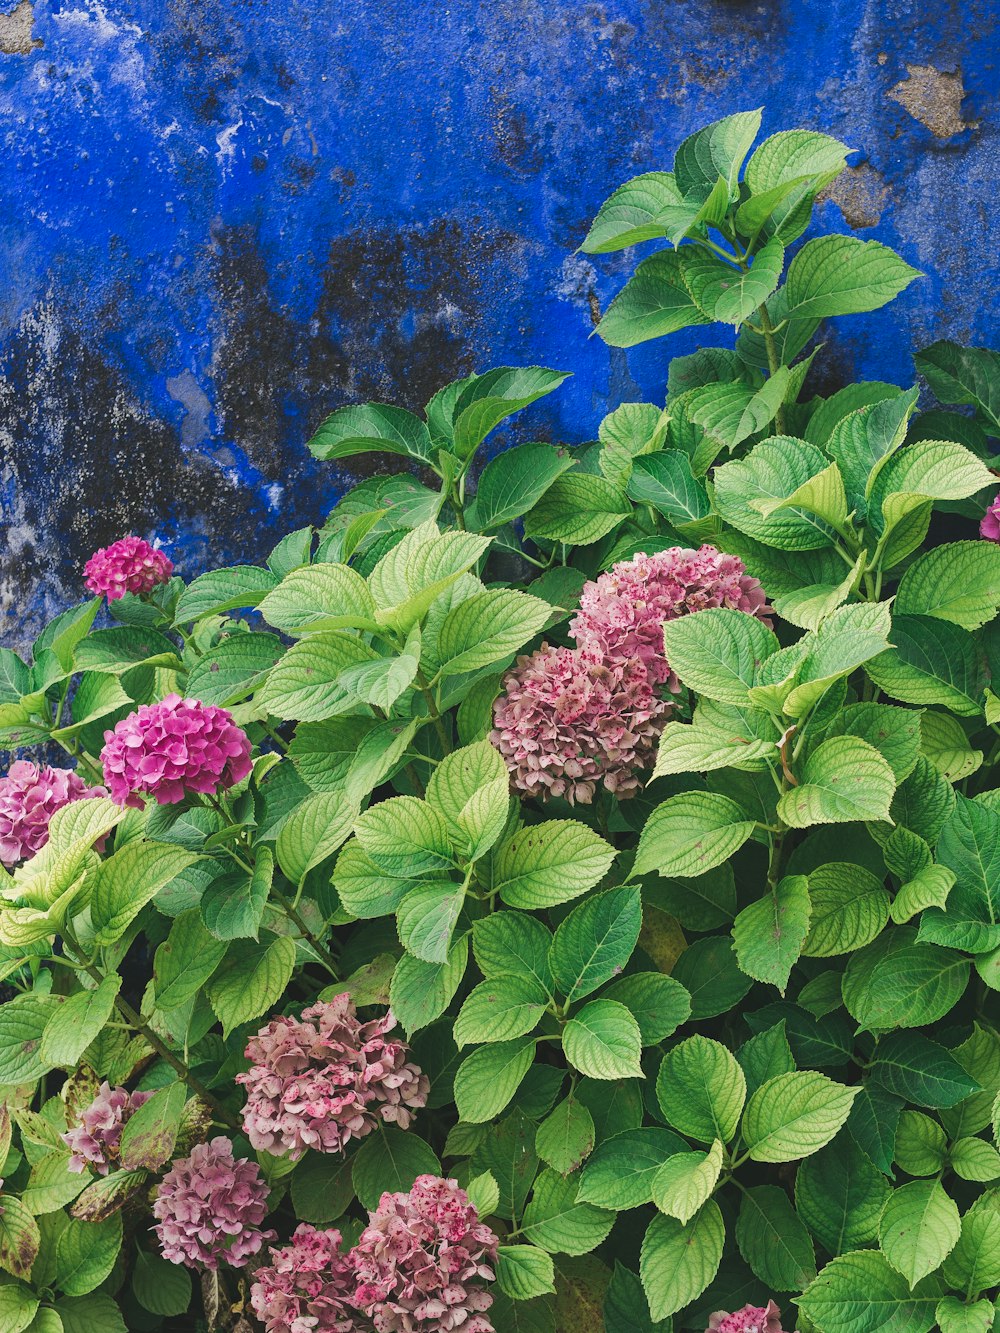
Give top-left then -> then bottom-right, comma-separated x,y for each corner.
686,238 -> 784,325
799,1250 -> 941,1333
604,1262 -> 670,1333
596,250 -> 712,348
53,1215 -> 121,1296
578,1128 -> 686,1211
601,973 -> 691,1045
736,1182 -> 816,1290
308,402 -> 433,463
435,588 -> 552,676
0,1197 -> 40,1280
920,712 -> 982,783
656,1035 -> 746,1143
826,702 -> 923,783
454,1037 -> 536,1123
914,340 -> 1000,433
652,717 -> 774,778
354,796 -> 453,876
55,1294 -> 126,1333
470,443 -> 575,531
783,602 -> 894,718
738,1021 -> 796,1096
0,1284 -> 39,1333
675,108 -> 762,194
580,172 -> 686,252
523,473 -> 631,544
563,1000 -> 643,1080
896,542 -> 1000,630
634,792 -> 755,878
941,1192 -> 1000,1294
288,1153 -> 353,1225
652,1140 -> 723,1225
185,632 -> 285,708
493,822 -> 616,910
351,1125 -> 441,1211
535,1097 -> 596,1176
201,846 -> 273,941
131,1247 -> 192,1316
802,862 -> 890,957
472,911 -> 553,992
871,1032 -> 981,1109
627,450 -> 710,527
173,565 -> 278,624
389,934 -> 468,1034
894,1111 -> 948,1176
396,882 -> 465,964
796,1137 -> 890,1254
39,974 -> 121,1069
879,1179 -> 960,1287
449,367 -> 570,459
866,615 -> 986,717
368,524 -> 492,632
639,1201 -> 725,1322
454,976 -> 548,1048
0,995 -> 62,1086
714,437 -> 841,550
785,235 -> 921,318
778,736 -> 896,827
257,563 -> 377,636
660,607 -> 779,705
935,1296 -> 997,1333
950,1137 -> 1000,1183
549,887 -> 641,1004
425,743 -> 509,859
152,909 -> 229,1010
206,934 -> 296,1037
824,389 -> 919,517
733,875 -> 811,993
742,1071 -> 858,1162
119,1082 -> 185,1172
523,1170 -> 615,1255
88,843 -> 200,947
496,1245 -> 557,1300
843,933 -> 969,1031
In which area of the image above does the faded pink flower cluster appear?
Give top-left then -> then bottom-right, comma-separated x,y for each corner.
153,1137 -> 275,1270
492,545 -> 770,804
981,492 -> 1000,542
708,1301 -> 792,1333
62,1081 -> 152,1175
84,536 -> 173,601
100,694 -> 252,808
249,1225 -> 367,1333
237,995 -> 429,1160
352,1175 -> 499,1332
0,761 -> 108,867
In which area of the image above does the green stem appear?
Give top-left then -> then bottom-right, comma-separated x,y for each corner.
757,305 -> 787,435
271,887 -> 340,980
415,672 -> 451,753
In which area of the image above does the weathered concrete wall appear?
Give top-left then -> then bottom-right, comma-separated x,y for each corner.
1,0 -> 997,644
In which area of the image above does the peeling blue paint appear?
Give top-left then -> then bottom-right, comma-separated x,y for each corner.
2,0 -> 999,644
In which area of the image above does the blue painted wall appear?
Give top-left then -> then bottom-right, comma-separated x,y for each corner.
2,0 -> 998,646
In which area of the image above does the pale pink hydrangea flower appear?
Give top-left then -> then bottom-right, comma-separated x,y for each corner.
250,1225 -> 368,1333
981,492 -> 1000,541
708,1301 -> 792,1333
237,995 -> 429,1160
62,1081 -> 153,1175
153,1137 -> 275,1270
0,762 -> 108,867
352,1175 -> 499,1333
84,536 -> 173,601
570,545 -> 771,691
100,694 -> 252,809
490,643 -> 668,804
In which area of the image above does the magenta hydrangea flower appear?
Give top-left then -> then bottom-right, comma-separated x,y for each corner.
352,1175 -> 499,1333
153,1137 -> 275,1271
62,1081 -> 153,1175
84,536 -> 173,601
0,762 -> 108,868
490,644 -> 668,804
981,492 -> 1000,541
100,694 -> 252,809
237,995 -> 429,1160
708,1302 -> 791,1333
570,545 -> 771,691
250,1225 -> 367,1333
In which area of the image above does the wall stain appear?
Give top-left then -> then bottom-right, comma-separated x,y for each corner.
889,63 -> 973,139
819,163 -> 890,230
0,0 -> 41,54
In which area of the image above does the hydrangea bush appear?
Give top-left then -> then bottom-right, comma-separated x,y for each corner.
1,109 -> 1000,1332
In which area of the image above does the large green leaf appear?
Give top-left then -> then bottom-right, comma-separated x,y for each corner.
656,1035 -> 746,1143
741,1071 -> 858,1162
735,1183 -> 816,1291
914,340 -> 1000,434
785,236 -> 921,319
674,108 -> 762,195
596,250 -> 712,348
795,1137 -> 890,1254
470,443 -> 575,531
714,437 -> 841,550
493,822 -> 616,910
206,934 -> 297,1037
562,1000 -> 643,1080
549,887 -> 642,1004
799,1250 -> 941,1333
866,615 -> 986,717
661,607 -> 779,706
308,403 -> 434,463
895,542 -> 1000,631
580,172 -> 686,253
778,736 -> 896,827
639,1202 -> 725,1322
879,1180 -> 960,1287
733,875 -> 811,993
634,792 -> 755,878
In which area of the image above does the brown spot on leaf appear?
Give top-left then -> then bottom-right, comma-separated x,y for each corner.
889,63 -> 973,138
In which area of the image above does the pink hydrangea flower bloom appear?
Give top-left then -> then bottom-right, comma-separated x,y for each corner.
100,694 -> 252,809
352,1175 -> 499,1333
708,1301 -> 791,1333
490,643 -> 669,804
250,1225 -> 366,1333
62,1081 -> 153,1175
237,995 -> 429,1160
84,536 -> 173,601
980,492 -> 1000,541
570,545 -> 771,691
0,761 -> 108,867
153,1137 -> 275,1271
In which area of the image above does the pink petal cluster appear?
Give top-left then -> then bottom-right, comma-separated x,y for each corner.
62,1081 -> 153,1175
153,1137 -> 275,1270
100,693 -> 252,809
0,761 -> 108,867
708,1302 -> 791,1333
490,644 -> 668,804
250,1225 -> 368,1333
237,995 -> 429,1160
84,536 -> 173,601
570,544 -> 771,690
981,492 -> 1000,542
352,1175 -> 499,1333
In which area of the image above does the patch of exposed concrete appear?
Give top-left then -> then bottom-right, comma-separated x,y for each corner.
0,0 -> 40,54
889,63 -> 972,138
819,162 -> 890,229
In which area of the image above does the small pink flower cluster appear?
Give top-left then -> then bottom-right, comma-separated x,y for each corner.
708,1302 -> 792,1333
153,1137 -> 275,1270
981,491 -> 1000,542
492,545 -> 770,803
100,694 -> 252,809
84,536 -> 173,601
0,761 -> 108,867
62,1081 -> 152,1175
237,995 -> 429,1160
249,1177 -> 500,1333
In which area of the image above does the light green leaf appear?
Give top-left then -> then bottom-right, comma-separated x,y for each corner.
895,542 -> 1000,630
803,862 -> 890,957
454,976 -> 548,1049
742,1071 -> 858,1162
596,250 -> 712,348
495,1245 -> 557,1300
0,1197 -> 40,1280
785,235 -> 921,318
39,974 -> 122,1069
472,911 -> 553,992
661,607 -> 779,706
563,1000 -> 643,1080
686,238 -> 784,325
524,473 -> 631,544
89,844 -> 200,947
634,792 -> 755,879
866,615 -> 986,717
258,563 -> 376,635
639,1201 -> 725,1322
549,887 -> 641,1004
581,172 -> 686,252
627,451 -> 710,527
602,973 -> 691,1045
652,718 -> 774,777
578,1128 -> 687,1211
733,875 -> 811,993
879,1179 -> 960,1287
675,108 -> 762,194
842,933 -> 970,1030
656,1035 -> 746,1143
651,1140 -> 722,1224
470,443 -> 575,531
778,736 -> 895,827
389,934 -> 468,1034
522,1170 -> 615,1255
435,589 -> 552,676
206,934 -> 296,1037
53,1215 -> 121,1296
535,1098 -> 596,1176
493,822 -> 616,910
308,402 -> 433,463
454,1038 -> 536,1123
258,632 -> 381,721
799,1249 -> 940,1333
714,437 -> 841,550
935,1296 -> 996,1333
